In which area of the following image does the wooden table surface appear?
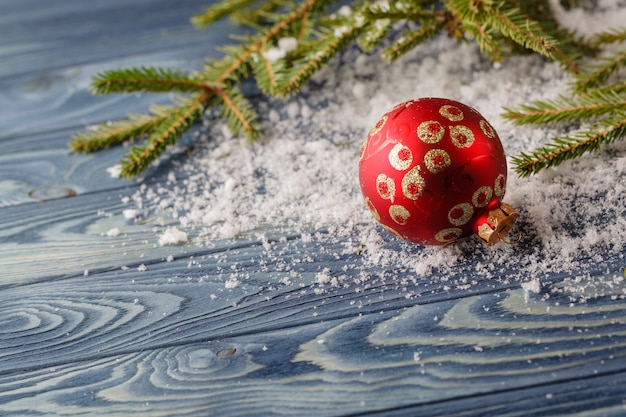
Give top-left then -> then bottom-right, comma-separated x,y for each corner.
1,1 -> 626,416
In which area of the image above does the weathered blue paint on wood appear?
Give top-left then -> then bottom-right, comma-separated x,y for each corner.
1,1 -> 626,416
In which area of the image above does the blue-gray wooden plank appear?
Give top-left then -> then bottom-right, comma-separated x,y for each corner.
0,0 -> 242,137
2,260 -> 626,415
1,0 -> 626,416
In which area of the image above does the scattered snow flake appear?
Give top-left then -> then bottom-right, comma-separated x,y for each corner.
522,278 -> 541,294
123,209 -> 138,219
278,37 -> 298,53
158,227 -> 188,246
107,164 -> 122,178
106,227 -> 121,237
225,277 -> 240,289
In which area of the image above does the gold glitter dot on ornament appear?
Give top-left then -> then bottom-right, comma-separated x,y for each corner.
365,197 -> 380,221
417,120 -> 445,144
494,174 -> 506,197
383,225 -> 403,238
449,125 -> 475,148
479,119 -> 496,139
435,227 -> 463,243
472,186 -> 493,208
424,149 -> 451,174
359,137 -> 367,161
369,114 -> 387,137
388,143 -> 413,170
376,173 -> 396,200
401,166 -> 425,200
389,205 -> 410,225
439,105 -> 464,121
448,202 -> 474,226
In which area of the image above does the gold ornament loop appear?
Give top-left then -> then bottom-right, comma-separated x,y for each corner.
498,224 -> 522,245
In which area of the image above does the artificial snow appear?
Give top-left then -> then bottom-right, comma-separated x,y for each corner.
107,164 -> 122,178
122,209 -> 138,219
117,2 -> 626,292
105,227 -> 121,237
158,227 -> 188,246
522,278 -> 542,294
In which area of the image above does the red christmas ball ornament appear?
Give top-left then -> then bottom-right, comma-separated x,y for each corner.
359,98 -> 518,245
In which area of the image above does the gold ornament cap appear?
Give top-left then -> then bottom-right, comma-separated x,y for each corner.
476,202 -> 519,246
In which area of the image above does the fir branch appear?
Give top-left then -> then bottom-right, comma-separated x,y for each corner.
591,27 -> 626,47
277,16 -> 366,95
575,50 -> 626,92
192,0 -> 260,27
461,16 -> 504,62
74,0 -> 609,177
91,67 -> 207,95
445,0 -> 579,72
481,5 -> 557,60
210,0 -> 333,86
253,46 -> 288,95
513,113 -> 626,177
215,87 -> 260,140
595,82 -> 626,95
120,95 -> 208,177
364,7 -> 438,21
503,90 -> 626,125
229,0 -> 291,29
70,112 -> 170,153
513,0 -> 592,65
358,18 -> 392,52
383,20 -> 446,62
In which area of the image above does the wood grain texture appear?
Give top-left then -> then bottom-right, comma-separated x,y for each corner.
2,0 -> 626,416
0,0 -> 231,136
2,270 -> 626,416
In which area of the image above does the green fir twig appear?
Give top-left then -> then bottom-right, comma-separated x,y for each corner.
70,111 -> 170,153
575,50 -> 626,91
73,0 -> 605,178
512,114 -> 626,177
90,67 -> 210,94
121,95 -> 208,177
591,27 -> 626,47
506,24 -> 626,176
503,90 -> 626,125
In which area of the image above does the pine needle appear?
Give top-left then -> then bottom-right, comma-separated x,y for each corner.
483,5 -> 558,60
91,67 -> 207,94
591,27 -> 626,47
358,18 -> 392,52
192,0 -> 260,27
383,20 -> 446,62
120,95 -> 207,177
513,114 -> 626,177
215,87 -> 261,140
503,90 -> 626,125
70,112 -> 171,152
575,50 -> 626,92
277,19 -> 365,95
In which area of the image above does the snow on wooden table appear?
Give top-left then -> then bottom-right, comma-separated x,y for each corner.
1,1 -> 626,416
